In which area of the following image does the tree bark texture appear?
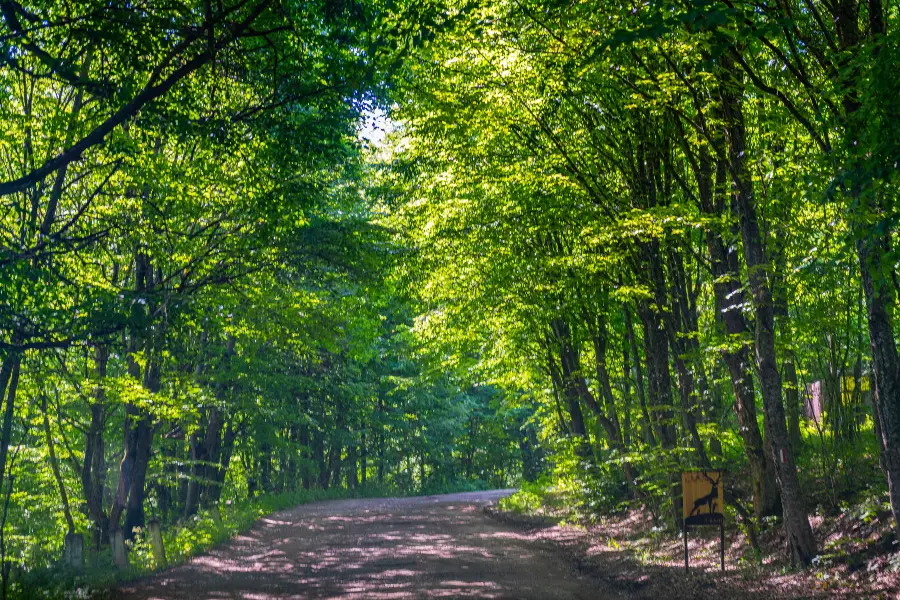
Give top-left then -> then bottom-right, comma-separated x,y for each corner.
698,146 -> 781,521
719,61 -> 815,564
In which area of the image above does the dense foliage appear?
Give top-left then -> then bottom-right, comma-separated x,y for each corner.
0,0 -> 532,596
383,0 -> 900,569
1,0 -> 899,595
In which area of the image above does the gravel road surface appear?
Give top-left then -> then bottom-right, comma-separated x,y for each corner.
116,490 -> 613,599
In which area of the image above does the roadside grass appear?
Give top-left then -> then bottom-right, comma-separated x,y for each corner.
15,481 -> 493,600
14,487 -> 347,599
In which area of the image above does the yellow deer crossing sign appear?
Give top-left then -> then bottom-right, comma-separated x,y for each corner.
682,471 -> 724,526
681,471 -> 726,572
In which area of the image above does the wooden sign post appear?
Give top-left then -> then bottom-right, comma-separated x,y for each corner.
682,471 -> 725,573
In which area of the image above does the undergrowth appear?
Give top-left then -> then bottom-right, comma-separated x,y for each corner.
14,480 -> 491,600
13,488 -> 347,599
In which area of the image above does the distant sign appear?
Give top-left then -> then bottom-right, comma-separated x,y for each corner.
682,471 -> 723,527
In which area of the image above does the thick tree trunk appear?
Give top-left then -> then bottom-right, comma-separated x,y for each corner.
122,415 -> 152,538
82,346 -> 109,545
186,407 -> 224,517
698,148 -> 781,521
858,236 -> 900,534
111,252 -> 158,540
719,62 -> 815,564
829,0 -> 900,536
122,332 -> 160,538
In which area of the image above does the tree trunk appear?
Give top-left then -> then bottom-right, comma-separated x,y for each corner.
110,252 -> 158,540
200,336 -> 234,506
315,432 -> 328,489
772,241 -> 803,455
285,426 -> 298,492
551,318 -> 619,443
376,396 -> 385,485
260,442 -> 272,492
638,240 -> 683,531
664,248 -> 709,467
624,305 -> 655,446
584,305 -> 625,446
328,443 -> 342,489
184,430 -> 203,519
418,450 -> 426,490
858,236 -> 900,535
828,0 -> 900,537
621,335 -> 632,448
82,346 -> 110,545
360,433 -> 367,490
347,443 -> 359,491
300,424 -> 311,490
122,415 -> 152,538
638,245 -> 679,452
186,406 -> 225,516
41,393 -> 75,534
545,328 -> 588,440
0,355 -> 21,524
209,420 -> 236,503
719,60 -> 815,564
698,146 -> 781,521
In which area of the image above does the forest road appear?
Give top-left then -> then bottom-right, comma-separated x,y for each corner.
117,490 -> 618,600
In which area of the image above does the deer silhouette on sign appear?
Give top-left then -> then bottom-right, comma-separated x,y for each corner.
689,472 -> 721,516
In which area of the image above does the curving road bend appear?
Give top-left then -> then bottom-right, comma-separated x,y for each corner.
117,490 -> 610,600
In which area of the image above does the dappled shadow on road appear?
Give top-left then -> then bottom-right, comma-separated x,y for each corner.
118,491 -> 591,600
119,488 -> 846,600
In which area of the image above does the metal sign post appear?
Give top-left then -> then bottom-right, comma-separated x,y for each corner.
682,471 -> 725,573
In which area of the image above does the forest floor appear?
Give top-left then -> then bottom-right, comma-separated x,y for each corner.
115,490 -> 620,599
487,501 -> 900,599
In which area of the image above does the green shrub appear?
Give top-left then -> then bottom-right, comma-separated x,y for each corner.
13,488 -> 347,599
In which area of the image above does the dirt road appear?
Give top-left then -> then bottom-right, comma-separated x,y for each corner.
117,490 -> 615,600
